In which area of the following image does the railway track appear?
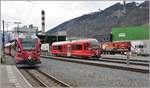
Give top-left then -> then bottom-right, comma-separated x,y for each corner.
41,55 -> 149,67
19,68 -> 71,87
102,57 -> 149,63
41,55 -> 149,73
97,58 -> 149,66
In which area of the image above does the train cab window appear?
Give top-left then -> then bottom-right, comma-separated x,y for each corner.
58,46 -> 62,50
53,46 -> 57,50
84,43 -> 89,50
16,44 -> 20,52
90,40 -> 100,48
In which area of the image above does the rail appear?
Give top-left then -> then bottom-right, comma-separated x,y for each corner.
19,68 -> 71,87
41,55 -> 149,73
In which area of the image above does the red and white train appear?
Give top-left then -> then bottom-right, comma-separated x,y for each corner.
4,32 -> 41,65
51,39 -> 101,58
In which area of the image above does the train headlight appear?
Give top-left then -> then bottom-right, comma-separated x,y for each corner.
28,56 -> 32,60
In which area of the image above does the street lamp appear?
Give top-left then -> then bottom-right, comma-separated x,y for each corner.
14,22 -> 21,28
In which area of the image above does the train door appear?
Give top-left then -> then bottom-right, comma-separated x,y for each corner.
67,45 -> 71,57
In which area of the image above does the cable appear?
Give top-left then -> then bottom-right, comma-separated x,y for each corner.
23,2 -> 36,24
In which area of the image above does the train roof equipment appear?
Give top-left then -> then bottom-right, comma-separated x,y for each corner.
52,39 -> 99,46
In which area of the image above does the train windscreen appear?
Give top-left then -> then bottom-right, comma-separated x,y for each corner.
19,38 -> 37,51
18,32 -> 38,51
90,40 -> 100,48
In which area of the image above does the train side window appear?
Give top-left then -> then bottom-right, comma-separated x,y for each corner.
77,45 -> 82,50
72,45 -> 82,50
72,45 -> 75,50
58,46 -> 62,50
138,45 -> 144,48
53,45 -> 62,50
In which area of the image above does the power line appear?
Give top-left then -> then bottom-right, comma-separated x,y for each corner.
24,2 -> 36,24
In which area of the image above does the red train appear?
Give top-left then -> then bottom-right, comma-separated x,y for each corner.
51,39 -> 101,58
4,33 -> 41,65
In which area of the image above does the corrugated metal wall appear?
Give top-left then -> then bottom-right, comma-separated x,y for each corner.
93,34 -> 112,42
112,26 -> 149,41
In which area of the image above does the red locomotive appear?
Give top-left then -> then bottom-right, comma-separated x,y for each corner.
101,41 -> 131,54
51,39 -> 101,58
4,32 -> 41,65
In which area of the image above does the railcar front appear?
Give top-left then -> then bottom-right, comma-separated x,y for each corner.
15,37 -> 41,65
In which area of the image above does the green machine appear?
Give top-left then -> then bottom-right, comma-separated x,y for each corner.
112,25 -> 149,41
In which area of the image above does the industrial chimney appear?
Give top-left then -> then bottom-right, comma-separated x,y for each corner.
123,0 -> 126,14
41,10 -> 45,33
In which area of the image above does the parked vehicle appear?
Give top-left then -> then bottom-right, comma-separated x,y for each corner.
101,41 -> 131,54
131,41 -> 149,56
51,39 -> 101,58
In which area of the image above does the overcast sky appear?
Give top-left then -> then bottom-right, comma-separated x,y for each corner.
1,0 -> 144,32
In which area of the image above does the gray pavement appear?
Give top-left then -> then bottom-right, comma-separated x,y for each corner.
40,57 -> 149,87
0,56 -> 32,88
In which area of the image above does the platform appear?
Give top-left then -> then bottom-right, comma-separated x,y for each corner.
0,64 -> 32,88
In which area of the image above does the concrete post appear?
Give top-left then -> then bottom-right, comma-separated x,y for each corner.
126,51 -> 130,65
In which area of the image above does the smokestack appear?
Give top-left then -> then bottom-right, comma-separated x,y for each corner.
123,0 -> 126,14
41,10 -> 45,33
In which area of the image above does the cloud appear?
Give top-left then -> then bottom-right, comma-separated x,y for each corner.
1,1 -> 144,31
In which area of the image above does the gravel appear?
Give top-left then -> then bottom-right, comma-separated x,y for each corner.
5,55 -> 149,87
40,57 -> 149,87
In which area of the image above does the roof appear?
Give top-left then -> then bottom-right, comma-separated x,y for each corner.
52,39 -> 98,46
52,41 -> 71,46
5,42 -> 15,47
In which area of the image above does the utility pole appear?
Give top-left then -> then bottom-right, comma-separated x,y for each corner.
123,0 -> 126,14
56,32 -> 58,42
1,20 -> 5,63
98,8 -> 101,16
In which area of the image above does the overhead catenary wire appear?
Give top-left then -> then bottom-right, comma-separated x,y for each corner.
1,2 -> 26,31
1,1 -> 36,32
23,1 -> 36,24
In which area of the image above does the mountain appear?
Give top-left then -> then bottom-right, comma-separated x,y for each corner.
47,1 -> 149,38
